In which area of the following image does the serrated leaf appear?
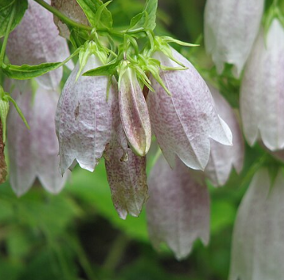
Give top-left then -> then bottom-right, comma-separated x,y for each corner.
2,62 -> 61,80
129,0 -> 157,31
0,0 -> 28,38
76,0 -> 113,28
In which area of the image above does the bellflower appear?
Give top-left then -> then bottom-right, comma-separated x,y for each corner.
205,86 -> 244,186
204,0 -> 264,77
7,82 -> 68,196
56,55 -> 114,174
118,66 -> 151,156
147,48 -> 232,170
6,0 -> 71,89
104,100 -> 148,219
146,155 -> 210,260
229,168 -> 284,280
241,19 -> 284,151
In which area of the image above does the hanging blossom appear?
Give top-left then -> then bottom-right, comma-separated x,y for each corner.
6,0 -> 72,89
205,85 -> 244,186
146,155 -> 210,260
241,19 -> 284,151
7,81 -> 68,196
147,48 -> 232,171
229,168 -> 284,280
204,0 -> 264,77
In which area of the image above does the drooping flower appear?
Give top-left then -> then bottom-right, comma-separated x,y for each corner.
56,55 -> 114,174
6,0 -> 71,89
240,19 -> 284,151
7,82 -> 68,196
119,66 -> 151,156
204,0 -> 264,77
104,99 -> 148,219
229,168 -> 284,280
146,155 -> 210,260
205,85 -> 244,186
51,0 -> 89,39
147,48 -> 232,170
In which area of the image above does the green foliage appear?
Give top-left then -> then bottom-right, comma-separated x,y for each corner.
0,0 -> 28,38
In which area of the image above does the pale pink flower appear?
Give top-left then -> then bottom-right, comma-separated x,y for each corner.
241,19 -> 284,151
204,0 -> 264,77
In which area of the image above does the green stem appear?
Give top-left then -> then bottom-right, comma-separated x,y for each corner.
33,0 -> 92,31
0,4 -> 16,66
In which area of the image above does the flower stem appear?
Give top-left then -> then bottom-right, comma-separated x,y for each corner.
33,0 -> 92,31
0,4 -> 16,67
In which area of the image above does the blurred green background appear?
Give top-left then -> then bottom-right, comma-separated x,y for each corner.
0,0 -> 277,279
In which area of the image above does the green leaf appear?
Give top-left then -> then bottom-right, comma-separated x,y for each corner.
2,62 -> 61,80
76,0 -> 113,29
0,0 -> 28,38
83,61 -> 118,76
129,0 -> 158,31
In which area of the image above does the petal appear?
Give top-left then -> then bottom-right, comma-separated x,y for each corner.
204,0 -> 264,77
51,0 -> 89,39
119,68 -> 151,156
148,49 -> 232,170
105,102 -> 148,219
229,168 -> 284,280
32,86 -> 68,193
6,0 -> 71,89
146,155 -> 210,260
205,86 -> 244,186
240,19 -> 284,151
56,55 -> 114,174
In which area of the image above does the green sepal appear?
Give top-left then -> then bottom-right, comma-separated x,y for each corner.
83,60 -> 119,76
0,88 -> 9,143
161,36 -> 199,47
0,0 -> 28,38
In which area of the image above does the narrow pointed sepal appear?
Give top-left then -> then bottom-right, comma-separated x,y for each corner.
119,68 -> 151,156
204,0 -> 264,77
148,49 -> 232,170
205,86 -> 244,186
7,82 -> 67,196
7,0 -> 71,89
146,155 -> 210,260
56,56 -> 114,174
105,103 -> 148,219
241,19 -> 284,151
229,168 -> 284,280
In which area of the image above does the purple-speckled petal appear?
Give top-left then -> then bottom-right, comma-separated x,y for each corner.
56,55 -> 114,174
119,68 -> 151,156
241,19 -> 284,151
104,100 -> 148,219
51,0 -> 89,39
204,0 -> 264,77
148,49 -> 232,170
229,168 -> 284,280
146,155 -> 210,260
7,0 -> 71,89
7,82 -> 67,195
33,87 -> 68,193
205,86 -> 244,186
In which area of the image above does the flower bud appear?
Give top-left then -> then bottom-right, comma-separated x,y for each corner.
229,168 -> 284,280
205,86 -> 244,186
148,48 -> 232,170
104,99 -> 148,219
6,0 -> 71,89
56,55 -> 114,174
241,19 -> 284,151
204,0 -> 264,77
146,155 -> 210,260
119,67 -> 151,156
7,82 -> 67,196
